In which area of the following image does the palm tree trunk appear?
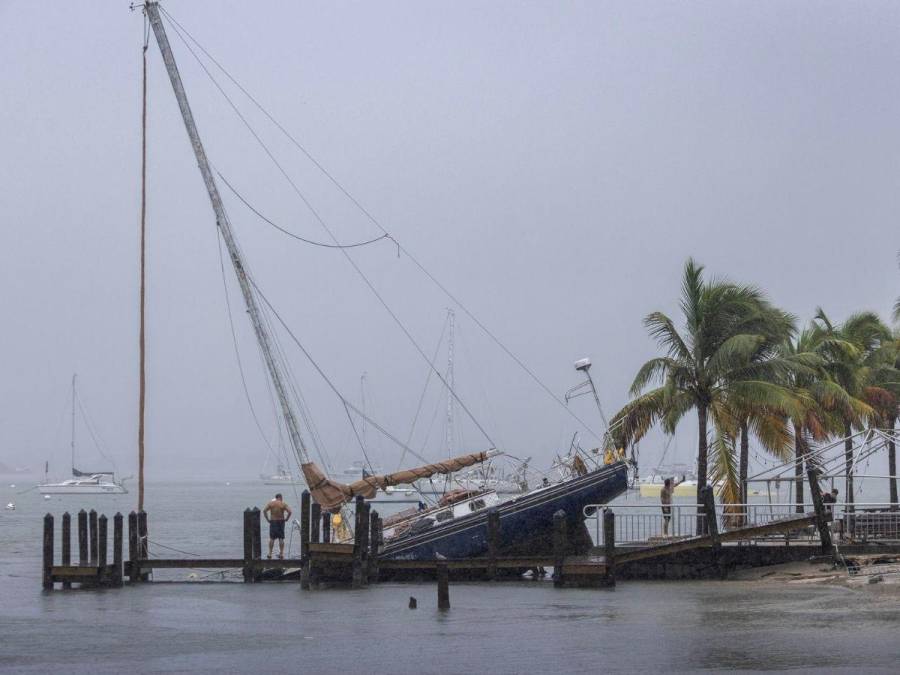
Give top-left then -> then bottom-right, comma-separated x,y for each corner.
696,403 -> 709,535
739,420 -> 749,523
844,421 -> 854,513
889,415 -> 898,511
793,424 -> 804,514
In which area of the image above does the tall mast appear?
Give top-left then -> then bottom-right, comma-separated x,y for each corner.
70,373 -> 77,474
445,309 -> 455,459
144,2 -> 312,467
360,372 -> 368,465
138,21 -> 149,512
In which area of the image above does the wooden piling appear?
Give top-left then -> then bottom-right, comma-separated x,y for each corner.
242,508 -> 253,583
98,514 -> 108,571
486,507 -> 500,580
352,495 -> 366,589
322,511 -> 331,543
78,509 -> 88,567
42,513 -> 54,591
61,512 -> 71,590
112,513 -> 124,588
137,511 -> 149,581
89,509 -> 99,566
807,468 -> 834,555
300,491 -> 311,561
311,502 -> 321,544
368,510 -> 382,583
552,509 -> 567,587
603,508 -> 616,585
251,507 -> 262,568
437,562 -> 450,610
127,511 -> 138,582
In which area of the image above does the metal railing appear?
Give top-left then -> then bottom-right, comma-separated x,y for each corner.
584,502 -> 900,546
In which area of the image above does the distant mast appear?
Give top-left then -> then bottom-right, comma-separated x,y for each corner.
144,2 -> 313,472
70,373 -> 76,475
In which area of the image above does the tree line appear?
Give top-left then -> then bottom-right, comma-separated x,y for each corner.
610,258 -> 900,510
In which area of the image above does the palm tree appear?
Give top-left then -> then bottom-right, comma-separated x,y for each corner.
861,331 -> 900,507
811,309 -> 890,507
610,259 -> 797,528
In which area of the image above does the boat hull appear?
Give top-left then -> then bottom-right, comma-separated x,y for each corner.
380,462 -> 627,561
38,483 -> 127,495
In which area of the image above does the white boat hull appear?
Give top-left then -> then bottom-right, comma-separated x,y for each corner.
39,482 -> 127,495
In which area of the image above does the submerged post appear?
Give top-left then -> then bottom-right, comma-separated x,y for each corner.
486,507 -> 500,580
436,562 -> 450,610
242,508 -> 253,583
112,513 -> 124,587
552,510 -> 567,587
78,509 -> 88,566
98,514 -> 108,571
603,508 -> 616,585
42,513 -> 54,591
127,511 -> 138,582
300,490 -> 311,562
807,468 -> 833,554
89,509 -> 98,566
61,512 -> 71,590
311,502 -> 321,544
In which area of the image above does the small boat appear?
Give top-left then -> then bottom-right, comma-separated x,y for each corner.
37,375 -> 128,496
260,463 -> 304,486
638,464 -> 699,498
4,502 -> 14,511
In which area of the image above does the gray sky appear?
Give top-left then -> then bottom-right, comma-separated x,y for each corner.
1,1 -> 897,479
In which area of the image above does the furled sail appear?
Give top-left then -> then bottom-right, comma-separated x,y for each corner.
72,468 -> 114,477
302,449 -> 498,510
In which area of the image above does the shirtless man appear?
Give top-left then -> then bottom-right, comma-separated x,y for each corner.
660,475 -> 686,536
263,493 -> 293,559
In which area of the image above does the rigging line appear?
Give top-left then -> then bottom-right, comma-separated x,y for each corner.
161,11 -> 497,450
342,399 -> 378,476
159,5 -> 604,443
248,275 -> 439,467
218,172 -> 394,250
397,314 -> 449,471
215,229 -> 277,456
74,391 -> 115,467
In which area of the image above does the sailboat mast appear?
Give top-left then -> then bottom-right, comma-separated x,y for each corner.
445,309 -> 455,458
144,2 -> 312,466
138,24 -> 149,512
70,373 -> 76,474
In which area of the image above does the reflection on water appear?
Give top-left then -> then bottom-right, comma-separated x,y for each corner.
1,481 -> 898,673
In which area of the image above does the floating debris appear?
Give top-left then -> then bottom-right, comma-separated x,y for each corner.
4,502 -> 15,510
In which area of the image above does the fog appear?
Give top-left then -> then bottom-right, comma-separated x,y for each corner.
1,1 -> 897,480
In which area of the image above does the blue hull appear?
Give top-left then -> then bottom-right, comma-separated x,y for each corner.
380,462 -> 628,561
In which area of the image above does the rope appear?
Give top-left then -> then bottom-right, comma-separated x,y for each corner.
218,171 -> 396,251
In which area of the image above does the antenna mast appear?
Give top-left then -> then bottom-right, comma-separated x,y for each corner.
71,373 -> 77,474
144,2 -> 312,468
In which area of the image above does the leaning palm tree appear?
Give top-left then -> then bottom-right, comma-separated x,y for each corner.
610,259 -> 797,528
811,309 -> 890,506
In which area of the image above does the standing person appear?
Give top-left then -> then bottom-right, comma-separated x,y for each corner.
263,493 -> 293,559
660,475 -> 686,536
821,487 -> 837,519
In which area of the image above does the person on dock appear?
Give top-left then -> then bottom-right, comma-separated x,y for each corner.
661,475 -> 685,536
263,493 -> 293,559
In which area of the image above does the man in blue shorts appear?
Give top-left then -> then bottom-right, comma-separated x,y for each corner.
263,493 -> 293,559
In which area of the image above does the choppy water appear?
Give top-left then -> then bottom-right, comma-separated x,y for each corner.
1,480 -> 899,673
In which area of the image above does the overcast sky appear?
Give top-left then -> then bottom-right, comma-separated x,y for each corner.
1,1 -> 897,480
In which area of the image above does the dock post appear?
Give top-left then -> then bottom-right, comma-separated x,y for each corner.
78,509 -> 88,567
242,508 -> 253,583
436,561 -> 450,610
61,512 -> 71,590
603,508 -> 616,586
89,509 -> 99,566
486,507 -> 500,580
127,511 -> 138,582
368,510 -> 381,583
42,513 -> 54,591
322,511 -> 331,543
112,513 -> 124,588
552,510 -> 567,588
310,502 -> 321,544
351,495 -> 366,589
807,468 -> 833,555
358,501 -> 370,586
98,515 -> 108,578
300,490 -> 311,561
137,511 -> 149,581
251,507 -> 262,579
